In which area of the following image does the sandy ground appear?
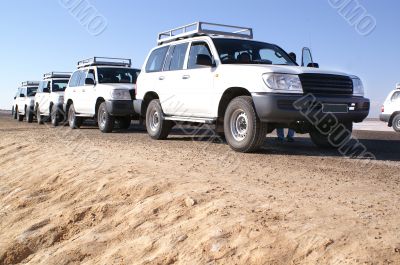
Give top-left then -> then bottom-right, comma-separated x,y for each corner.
0,112 -> 399,265
353,119 -> 393,132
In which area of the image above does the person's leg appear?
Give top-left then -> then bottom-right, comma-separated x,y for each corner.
277,128 -> 285,140
287,129 -> 295,142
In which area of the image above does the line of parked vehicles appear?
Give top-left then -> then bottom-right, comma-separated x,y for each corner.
13,21 -> 399,153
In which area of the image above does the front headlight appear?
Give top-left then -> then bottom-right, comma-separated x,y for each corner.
110,89 -> 131,100
262,74 -> 303,92
351,77 -> 364,97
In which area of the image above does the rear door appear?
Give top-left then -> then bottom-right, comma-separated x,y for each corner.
161,43 -> 190,116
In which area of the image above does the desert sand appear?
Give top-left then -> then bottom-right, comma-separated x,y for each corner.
0,112 -> 399,265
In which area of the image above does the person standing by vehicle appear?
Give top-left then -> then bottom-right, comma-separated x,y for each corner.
277,128 -> 295,142
276,52 -> 297,143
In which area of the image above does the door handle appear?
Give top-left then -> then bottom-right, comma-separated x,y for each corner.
159,76 -> 165,81
182,75 -> 190,80
82,89 -> 86,92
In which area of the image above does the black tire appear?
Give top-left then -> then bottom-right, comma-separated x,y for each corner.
146,99 -> 172,140
392,114 -> 400,133
97,102 -> 114,133
50,105 -> 59,127
36,107 -> 44,125
11,106 -> 15,118
17,107 -> 24,122
68,104 -> 82,129
116,116 -> 131,130
310,122 -> 353,148
26,107 -> 33,123
224,96 -> 268,153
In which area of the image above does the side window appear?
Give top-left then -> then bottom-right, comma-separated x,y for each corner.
391,92 -> 400,102
87,69 -> 95,82
69,71 -> 81,87
20,88 -> 26,97
145,46 -> 169,73
166,43 -> 189,71
78,70 -> 88,86
188,42 -> 213,69
43,81 -> 50,93
37,82 -> 43,93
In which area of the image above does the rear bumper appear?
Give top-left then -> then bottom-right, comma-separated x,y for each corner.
252,93 -> 370,123
106,100 -> 135,116
379,114 -> 390,123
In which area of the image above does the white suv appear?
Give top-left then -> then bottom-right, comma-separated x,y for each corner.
13,81 -> 39,122
380,83 -> 400,132
64,57 -> 140,133
35,72 -> 71,126
135,22 -> 370,152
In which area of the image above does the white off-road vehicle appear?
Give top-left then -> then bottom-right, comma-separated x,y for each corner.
135,22 -> 370,152
64,57 -> 140,133
380,83 -> 400,132
35,72 -> 71,126
13,81 -> 39,122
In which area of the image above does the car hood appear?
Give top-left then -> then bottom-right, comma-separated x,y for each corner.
220,64 -> 354,78
96,83 -> 135,90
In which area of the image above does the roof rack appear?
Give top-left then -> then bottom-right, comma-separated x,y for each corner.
21,81 -> 40,87
44,72 -> 72,79
77,57 -> 132,69
157,22 -> 253,45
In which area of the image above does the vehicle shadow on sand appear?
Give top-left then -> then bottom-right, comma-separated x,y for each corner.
166,128 -> 400,162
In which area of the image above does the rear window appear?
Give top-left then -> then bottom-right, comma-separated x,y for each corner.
145,46 -> 169,73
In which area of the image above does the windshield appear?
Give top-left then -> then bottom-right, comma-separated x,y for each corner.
97,68 -> 140,84
212,38 -> 296,66
27,87 -> 38,97
52,80 -> 69,92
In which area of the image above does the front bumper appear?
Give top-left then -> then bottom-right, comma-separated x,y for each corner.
106,100 -> 135,116
252,93 -> 370,123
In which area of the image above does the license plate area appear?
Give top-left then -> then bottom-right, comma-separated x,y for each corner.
322,104 -> 348,113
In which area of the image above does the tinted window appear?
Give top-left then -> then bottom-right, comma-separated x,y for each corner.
188,42 -> 213,69
167,43 -> 188,71
97,68 -> 140,84
145,46 -> 169,73
212,38 -> 296,66
69,71 -> 81,87
27,87 -> 38,97
52,80 -> 69,92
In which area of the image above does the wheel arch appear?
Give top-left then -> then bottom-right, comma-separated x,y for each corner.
95,97 -> 106,118
389,111 -> 400,127
141,91 -> 159,117
218,87 -> 252,119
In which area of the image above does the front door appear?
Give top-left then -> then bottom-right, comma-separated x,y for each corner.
179,41 -> 215,117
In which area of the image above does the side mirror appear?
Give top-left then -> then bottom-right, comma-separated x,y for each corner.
196,54 -> 214,67
302,47 -> 317,68
13,96 -> 16,100
85,78 -> 95,85
307,62 -> 319,68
